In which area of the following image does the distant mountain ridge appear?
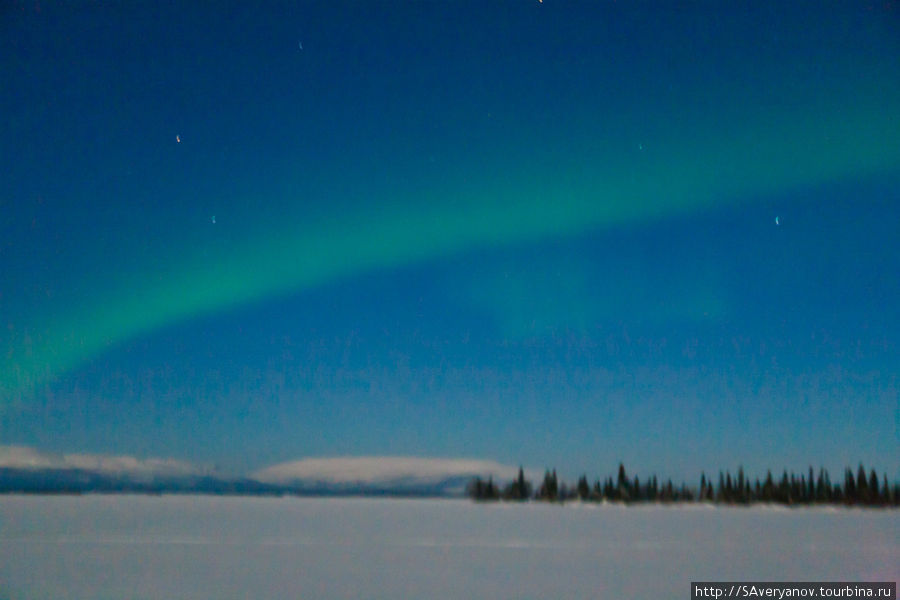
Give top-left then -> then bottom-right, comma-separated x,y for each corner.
0,467 -> 281,495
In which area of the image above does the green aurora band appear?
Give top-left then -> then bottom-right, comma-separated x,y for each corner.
3,96 -> 900,404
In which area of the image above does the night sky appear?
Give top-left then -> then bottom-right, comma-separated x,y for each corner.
2,1 -> 898,481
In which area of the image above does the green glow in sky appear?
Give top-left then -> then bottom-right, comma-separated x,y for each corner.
4,94 -> 898,404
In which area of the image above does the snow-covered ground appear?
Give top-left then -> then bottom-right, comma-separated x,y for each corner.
0,495 -> 896,599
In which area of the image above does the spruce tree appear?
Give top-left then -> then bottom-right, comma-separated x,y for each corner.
617,463 -> 628,497
779,471 -> 790,504
485,476 -> 499,500
468,477 -> 485,500
857,465 -> 869,503
507,466 -> 531,501
845,469 -> 856,504
816,468 -> 827,502
577,475 -> 590,500
762,471 -> 775,502
808,467 -> 815,501
538,469 -> 559,501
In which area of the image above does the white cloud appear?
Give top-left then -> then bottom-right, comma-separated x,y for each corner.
0,445 -> 60,469
253,456 -> 527,486
0,447 -> 536,489
0,445 -> 201,477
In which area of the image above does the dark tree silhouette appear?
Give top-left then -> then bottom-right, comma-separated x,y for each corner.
576,475 -> 590,500
503,467 -> 532,501
470,462 -> 898,508
845,469 -> 857,504
538,469 -> 559,501
616,463 -> 629,500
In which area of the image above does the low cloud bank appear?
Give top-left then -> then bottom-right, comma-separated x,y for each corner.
0,447 -> 529,496
253,456 -> 524,490
0,445 -> 202,478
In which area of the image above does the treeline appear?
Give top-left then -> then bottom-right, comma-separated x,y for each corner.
468,464 -> 900,507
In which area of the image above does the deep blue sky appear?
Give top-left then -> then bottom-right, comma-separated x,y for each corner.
2,1 -> 898,482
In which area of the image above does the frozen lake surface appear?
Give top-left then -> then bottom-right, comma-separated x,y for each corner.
1,495 -> 897,599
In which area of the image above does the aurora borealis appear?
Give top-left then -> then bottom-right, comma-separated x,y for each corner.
2,1 -> 898,479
